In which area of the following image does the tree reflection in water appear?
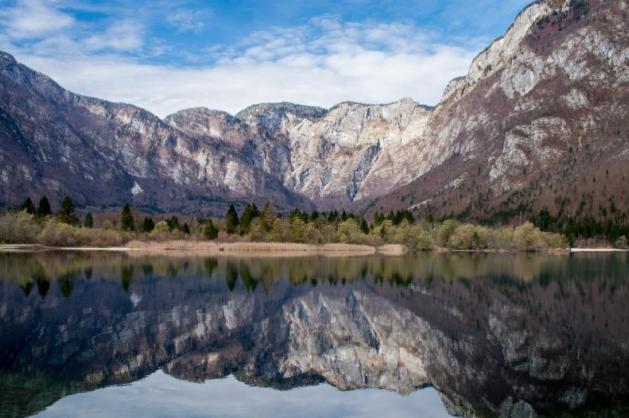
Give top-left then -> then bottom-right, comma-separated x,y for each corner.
0,251 -> 628,418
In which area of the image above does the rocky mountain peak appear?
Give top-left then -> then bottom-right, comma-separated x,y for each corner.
441,0 -> 575,103
0,51 -> 17,67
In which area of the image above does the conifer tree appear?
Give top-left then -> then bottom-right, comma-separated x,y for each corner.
83,212 -> 94,228
260,202 -> 276,231
120,203 -> 135,231
360,218 -> 369,234
240,203 -> 260,234
37,196 -> 52,217
58,196 -> 78,224
20,197 -> 35,214
167,216 -> 180,231
142,217 -> 155,232
225,204 -> 240,234
203,219 -> 218,240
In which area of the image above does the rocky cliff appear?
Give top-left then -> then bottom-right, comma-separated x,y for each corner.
0,52 -> 310,214
369,0 -> 629,223
1,0 -> 627,218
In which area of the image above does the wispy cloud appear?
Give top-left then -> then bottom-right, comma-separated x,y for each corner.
1,1 -> 485,117
166,9 -> 213,33
84,20 -> 144,51
0,0 -> 75,39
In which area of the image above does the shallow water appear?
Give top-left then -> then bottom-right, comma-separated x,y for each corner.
0,252 -> 628,418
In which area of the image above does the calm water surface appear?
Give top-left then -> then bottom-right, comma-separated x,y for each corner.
0,252 -> 628,418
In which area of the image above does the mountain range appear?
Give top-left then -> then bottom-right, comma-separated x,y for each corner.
1,0 -> 627,221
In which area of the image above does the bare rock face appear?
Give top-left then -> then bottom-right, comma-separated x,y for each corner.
164,99 -> 432,208
370,0 -> 629,221
0,54 -> 309,213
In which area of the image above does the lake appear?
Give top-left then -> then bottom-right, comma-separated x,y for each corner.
0,251 -> 628,418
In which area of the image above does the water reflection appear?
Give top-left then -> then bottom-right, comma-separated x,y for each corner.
0,252 -> 628,418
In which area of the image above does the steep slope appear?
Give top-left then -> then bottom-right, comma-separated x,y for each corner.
0,52 -> 310,213
167,98 -> 432,208
368,0 -> 629,225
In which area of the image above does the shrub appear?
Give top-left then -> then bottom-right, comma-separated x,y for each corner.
37,219 -> 126,247
336,219 -> 364,244
0,212 -> 42,243
448,224 -> 489,250
513,222 -> 547,251
615,235 -> 628,249
436,219 -> 459,246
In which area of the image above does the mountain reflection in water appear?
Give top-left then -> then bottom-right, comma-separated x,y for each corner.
0,252 -> 628,418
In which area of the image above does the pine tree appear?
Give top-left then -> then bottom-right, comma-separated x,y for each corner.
120,203 -> 135,232
37,196 -> 52,217
20,197 -> 35,214
167,216 -> 180,231
83,212 -> 94,228
240,203 -> 260,234
203,219 -> 218,240
360,218 -> 369,234
225,204 -> 239,234
260,202 -> 276,231
58,196 -> 78,224
141,217 -> 155,232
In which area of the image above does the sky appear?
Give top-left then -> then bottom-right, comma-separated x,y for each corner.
35,371 -> 451,418
0,0 -> 531,117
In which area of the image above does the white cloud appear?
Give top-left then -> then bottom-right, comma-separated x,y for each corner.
6,16 -> 479,118
0,0 -> 75,39
166,9 -> 213,33
84,20 -> 144,52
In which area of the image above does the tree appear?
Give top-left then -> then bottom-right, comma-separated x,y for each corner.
260,202 -> 276,231
225,204 -> 240,234
203,219 -> 219,240
182,223 -> 190,234
359,218 -> 369,234
120,203 -> 135,232
58,196 -> 78,225
20,198 -> 35,214
240,203 -> 260,234
37,196 -> 52,217
167,216 -> 180,231
142,217 -> 155,232
83,212 -> 94,228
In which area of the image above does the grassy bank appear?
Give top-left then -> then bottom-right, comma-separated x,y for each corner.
0,210 -> 572,252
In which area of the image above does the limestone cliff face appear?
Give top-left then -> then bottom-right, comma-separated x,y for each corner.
1,0 -> 628,217
165,99 -> 431,207
371,0 -> 629,220
0,53 -> 309,213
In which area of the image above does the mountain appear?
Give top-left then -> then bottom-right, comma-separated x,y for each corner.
368,0 -> 629,224
165,98 -> 431,208
1,0 -> 627,220
0,52 -> 310,214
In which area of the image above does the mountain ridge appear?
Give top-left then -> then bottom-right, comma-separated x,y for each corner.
1,0 -> 627,224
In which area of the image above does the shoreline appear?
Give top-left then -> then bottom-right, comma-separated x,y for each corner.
0,241 -> 409,257
1,241 -> 625,256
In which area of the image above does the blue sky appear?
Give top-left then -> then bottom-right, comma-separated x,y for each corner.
0,0 -> 531,116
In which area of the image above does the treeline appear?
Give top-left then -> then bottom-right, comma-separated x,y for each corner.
530,206 -> 629,247
195,203 -> 565,251
1,196 -> 569,251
